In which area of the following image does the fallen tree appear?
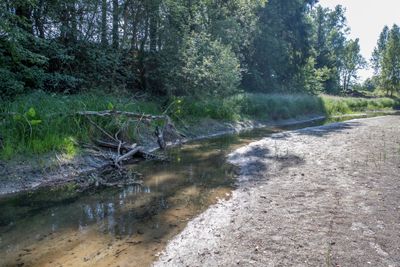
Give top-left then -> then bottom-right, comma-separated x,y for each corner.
77,110 -> 183,168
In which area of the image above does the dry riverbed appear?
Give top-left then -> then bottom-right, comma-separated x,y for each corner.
155,116 -> 400,266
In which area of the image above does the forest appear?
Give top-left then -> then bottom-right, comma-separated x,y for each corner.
3,0 -> 398,98
1,0 -> 400,159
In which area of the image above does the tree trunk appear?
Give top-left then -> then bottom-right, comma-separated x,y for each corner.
101,0 -> 108,47
149,1 -> 158,53
69,0 -> 77,42
59,3 -> 68,43
121,0 -> 130,48
34,0 -> 45,38
112,0 -> 119,49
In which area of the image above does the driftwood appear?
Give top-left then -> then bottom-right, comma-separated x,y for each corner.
78,109 -> 185,150
77,110 -> 168,121
115,145 -> 140,164
95,139 -> 166,166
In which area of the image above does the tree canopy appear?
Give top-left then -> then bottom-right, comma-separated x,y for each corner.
0,0 -> 367,100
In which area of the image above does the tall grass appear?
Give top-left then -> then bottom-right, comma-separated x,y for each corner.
240,93 -> 325,120
173,93 -> 398,122
1,91 -> 398,159
321,95 -> 398,115
0,91 -> 160,159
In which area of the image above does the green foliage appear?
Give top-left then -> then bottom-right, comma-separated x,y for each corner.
380,25 -> 400,96
169,96 -> 243,121
322,95 -> 398,115
339,38 -> 366,92
163,33 -> 241,98
1,91 -> 399,160
0,91 -> 160,159
371,26 -> 389,74
244,0 -> 317,92
240,93 -> 324,120
1,0 -> 368,98
308,5 -> 359,93
0,68 -> 25,99
298,57 -> 330,94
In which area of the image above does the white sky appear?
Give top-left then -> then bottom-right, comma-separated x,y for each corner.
319,0 -> 400,82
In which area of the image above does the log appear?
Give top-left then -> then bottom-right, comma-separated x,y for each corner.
115,146 -> 142,165
95,139 -> 136,152
95,139 -> 166,162
77,110 -> 168,121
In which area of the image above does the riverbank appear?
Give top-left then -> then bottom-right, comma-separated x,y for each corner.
0,114 -> 326,197
1,92 -> 398,160
0,92 -> 399,197
155,115 -> 400,266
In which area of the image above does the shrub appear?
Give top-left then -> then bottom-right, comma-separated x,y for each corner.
162,33 -> 242,99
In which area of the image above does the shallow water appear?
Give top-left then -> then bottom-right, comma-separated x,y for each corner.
0,114 -> 390,267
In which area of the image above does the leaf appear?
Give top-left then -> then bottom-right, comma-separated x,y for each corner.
26,107 -> 36,118
107,102 -> 114,110
29,119 -> 42,126
13,114 -> 23,121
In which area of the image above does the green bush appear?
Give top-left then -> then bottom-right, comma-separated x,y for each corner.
0,68 -> 25,99
162,33 -> 241,98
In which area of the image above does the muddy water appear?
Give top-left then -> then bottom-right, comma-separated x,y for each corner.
0,117 -> 346,267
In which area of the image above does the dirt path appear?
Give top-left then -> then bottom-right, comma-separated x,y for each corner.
154,116 -> 400,266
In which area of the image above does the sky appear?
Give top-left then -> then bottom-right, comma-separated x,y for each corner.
319,0 -> 400,82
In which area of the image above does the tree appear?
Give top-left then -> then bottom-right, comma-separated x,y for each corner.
1,0 -> 366,99
310,5 -> 349,93
371,26 -> 389,75
339,38 -> 366,92
380,24 -> 400,96
362,76 -> 379,92
243,0 -> 317,92
112,0 -> 119,49
101,0 -> 108,47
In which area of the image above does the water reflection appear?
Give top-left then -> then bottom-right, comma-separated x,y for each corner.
0,116 -> 360,266
0,131 -> 245,266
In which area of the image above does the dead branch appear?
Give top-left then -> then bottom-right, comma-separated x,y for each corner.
114,145 -> 141,165
84,115 -> 118,142
76,110 -> 168,121
95,139 -> 136,152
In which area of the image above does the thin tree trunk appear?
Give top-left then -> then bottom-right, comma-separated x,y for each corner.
121,0 -> 130,48
101,0 -> 108,47
149,1 -> 158,53
112,0 -> 119,49
34,0 -> 45,38
70,0 -> 77,42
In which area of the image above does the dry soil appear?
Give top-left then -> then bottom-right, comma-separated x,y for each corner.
155,116 -> 400,267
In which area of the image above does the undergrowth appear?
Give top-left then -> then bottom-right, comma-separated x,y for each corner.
0,91 -> 398,159
0,91 -> 160,160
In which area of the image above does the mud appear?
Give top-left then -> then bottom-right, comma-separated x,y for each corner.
155,116 -> 400,266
